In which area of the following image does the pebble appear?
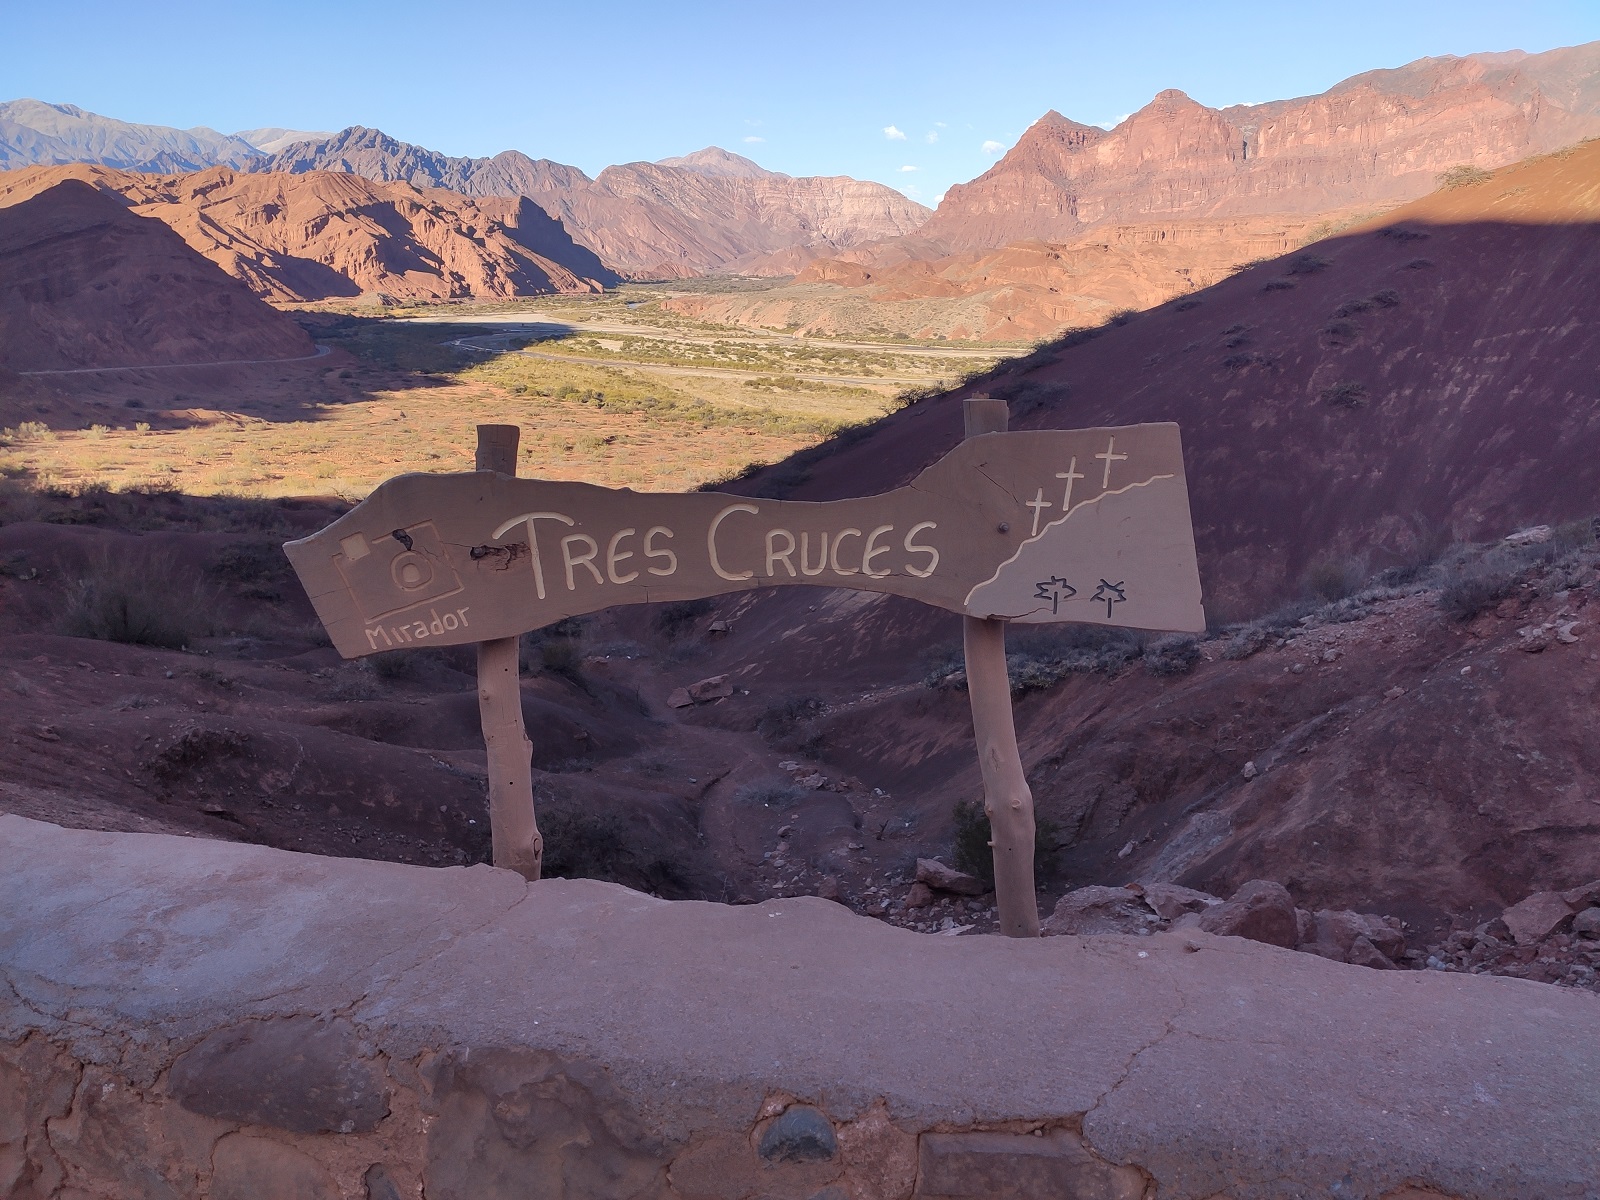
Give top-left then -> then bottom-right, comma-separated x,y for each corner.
1242,761 -> 1258,780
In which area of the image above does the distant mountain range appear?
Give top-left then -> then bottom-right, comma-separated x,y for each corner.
3,40 -> 1597,335
251,128 -> 932,277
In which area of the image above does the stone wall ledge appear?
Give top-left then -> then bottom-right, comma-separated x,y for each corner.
1,813 -> 1595,1199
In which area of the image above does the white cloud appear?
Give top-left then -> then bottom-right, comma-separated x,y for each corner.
925,130 -> 939,144
981,139 -> 1006,156
932,193 -> 946,206
898,164 -> 918,172
743,135 -> 765,143
935,121 -> 948,128
884,125 -> 907,141
1097,113 -> 1131,130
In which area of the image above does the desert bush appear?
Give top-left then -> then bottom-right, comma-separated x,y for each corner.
211,539 -> 291,600
951,798 -> 1060,888
1320,381 -> 1368,409
1321,320 -> 1359,346
1174,298 -> 1203,311
1302,555 -> 1366,602
1219,625 -> 1273,660
1333,297 -> 1373,317
367,651 -> 419,680
757,694 -> 824,744
1287,253 -> 1331,275
63,549 -> 215,649
1143,635 -> 1201,676
540,637 -> 583,681
1109,309 -> 1138,326
1370,289 -> 1402,308
539,809 -> 635,882
1378,226 -> 1429,242
1222,352 -> 1274,372
1262,279 -> 1296,292
1001,627 -> 1145,694
1437,565 -> 1520,622
147,723 -> 248,780
1405,258 -> 1434,270
326,666 -> 381,701
653,598 -> 713,639
1437,164 -> 1492,190
921,645 -> 967,689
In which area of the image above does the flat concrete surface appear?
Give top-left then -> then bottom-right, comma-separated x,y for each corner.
2,813 -> 1598,1198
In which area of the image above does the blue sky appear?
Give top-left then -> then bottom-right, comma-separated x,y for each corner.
9,1 -> 1599,203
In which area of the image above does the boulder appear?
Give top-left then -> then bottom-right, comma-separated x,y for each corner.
1505,524 -> 1553,546
1043,886 -> 1161,936
1561,879 -> 1600,909
1573,908 -> 1600,939
1502,891 -> 1574,946
1197,880 -> 1298,949
915,859 -> 986,897
1300,910 -> 1406,964
904,882 -> 934,909
1135,882 -> 1219,922
1345,936 -> 1397,971
666,688 -> 693,709
687,674 -> 735,703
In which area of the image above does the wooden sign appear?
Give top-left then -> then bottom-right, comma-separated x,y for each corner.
285,422 -> 1204,660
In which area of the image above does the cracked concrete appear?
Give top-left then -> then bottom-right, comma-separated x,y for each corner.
2,814 -> 1598,1198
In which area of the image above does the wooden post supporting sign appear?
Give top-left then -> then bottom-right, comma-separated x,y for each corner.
474,424 -> 542,882
961,398 -> 1039,937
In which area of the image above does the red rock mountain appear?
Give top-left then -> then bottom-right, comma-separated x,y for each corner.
0,178 -> 311,372
919,43 -> 1600,253
256,128 -> 931,278
0,164 -> 617,303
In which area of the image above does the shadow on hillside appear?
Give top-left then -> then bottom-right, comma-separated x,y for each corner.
0,476 -> 350,536
0,311 -> 582,436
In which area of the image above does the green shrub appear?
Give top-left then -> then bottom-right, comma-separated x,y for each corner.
540,809 -> 634,882
1302,556 -> 1366,602
1143,635 -> 1201,676
951,798 -> 1060,888
1320,381 -> 1367,408
757,695 -> 824,744
654,598 -> 712,638
1437,565 -> 1520,622
1287,253 -> 1331,275
540,637 -> 583,681
64,549 -> 215,649
1437,164 -> 1492,190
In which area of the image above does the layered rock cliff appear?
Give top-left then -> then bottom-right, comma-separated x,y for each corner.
919,42 -> 1600,252
0,163 -> 617,302
0,178 -> 312,370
